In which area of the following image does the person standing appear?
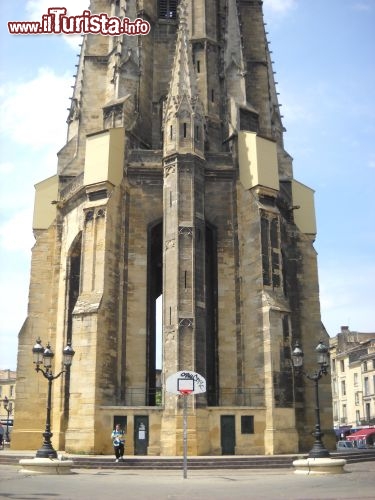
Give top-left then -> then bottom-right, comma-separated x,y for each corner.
0,422 -> 4,448
111,423 -> 125,462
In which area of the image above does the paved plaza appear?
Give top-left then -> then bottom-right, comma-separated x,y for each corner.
0,460 -> 374,499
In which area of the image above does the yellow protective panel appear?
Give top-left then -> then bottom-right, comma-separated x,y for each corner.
238,131 -> 279,191
33,175 -> 58,230
292,179 -> 317,235
84,128 -> 125,187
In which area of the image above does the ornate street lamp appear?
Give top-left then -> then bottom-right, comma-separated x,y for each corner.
292,340 -> 330,458
3,396 -> 13,443
32,338 -> 75,458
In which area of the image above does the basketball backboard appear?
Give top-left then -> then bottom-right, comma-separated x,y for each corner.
165,370 -> 206,395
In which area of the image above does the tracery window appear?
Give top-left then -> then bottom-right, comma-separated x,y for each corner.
158,0 -> 178,19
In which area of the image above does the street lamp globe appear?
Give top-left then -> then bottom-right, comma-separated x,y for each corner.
32,338 -> 44,367
291,342 -> 304,369
42,343 -> 54,369
315,341 -> 329,372
63,343 -> 75,367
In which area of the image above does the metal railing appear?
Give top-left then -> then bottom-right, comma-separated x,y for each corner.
121,388 -> 163,407
119,387 -> 265,407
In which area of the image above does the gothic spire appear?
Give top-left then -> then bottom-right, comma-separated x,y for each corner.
163,0 -> 205,157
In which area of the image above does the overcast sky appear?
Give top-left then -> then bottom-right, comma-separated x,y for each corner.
0,0 -> 374,370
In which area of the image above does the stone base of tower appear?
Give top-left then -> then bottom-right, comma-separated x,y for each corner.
264,408 -> 299,455
264,428 -> 299,455
10,430 -> 46,452
160,409 -> 211,456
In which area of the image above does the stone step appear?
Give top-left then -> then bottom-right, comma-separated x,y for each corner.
331,450 -> 375,463
74,459 -> 294,469
0,454 -> 295,468
1,451 -> 374,469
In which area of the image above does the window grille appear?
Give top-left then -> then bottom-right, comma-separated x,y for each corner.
159,0 -> 178,19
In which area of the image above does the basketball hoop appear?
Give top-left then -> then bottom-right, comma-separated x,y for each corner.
165,371 -> 206,480
179,389 -> 192,396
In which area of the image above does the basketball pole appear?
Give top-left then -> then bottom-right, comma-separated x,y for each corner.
179,389 -> 191,479
183,392 -> 188,479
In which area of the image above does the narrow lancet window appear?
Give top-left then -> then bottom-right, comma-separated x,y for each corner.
261,213 -> 281,288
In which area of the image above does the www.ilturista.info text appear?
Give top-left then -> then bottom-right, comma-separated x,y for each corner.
8,8 -> 151,36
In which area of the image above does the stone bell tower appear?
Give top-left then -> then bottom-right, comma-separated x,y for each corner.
13,0 -> 332,456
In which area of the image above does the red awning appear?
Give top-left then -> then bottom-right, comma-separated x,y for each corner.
346,428 -> 375,441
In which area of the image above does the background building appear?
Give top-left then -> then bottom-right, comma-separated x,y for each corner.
0,369 -> 16,439
0,370 -> 16,414
12,0 -> 332,456
330,326 -> 375,437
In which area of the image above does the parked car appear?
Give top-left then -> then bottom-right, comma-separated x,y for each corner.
336,440 -> 357,451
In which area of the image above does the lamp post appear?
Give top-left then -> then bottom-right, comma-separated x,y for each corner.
3,396 -> 13,443
32,338 -> 75,458
291,340 -> 330,458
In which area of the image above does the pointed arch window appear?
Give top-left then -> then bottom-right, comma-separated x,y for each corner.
261,212 -> 281,288
67,233 -> 82,342
147,221 -> 163,406
64,232 -> 82,418
159,0 -> 178,19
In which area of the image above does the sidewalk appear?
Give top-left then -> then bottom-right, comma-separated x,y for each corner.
1,456 -> 374,499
